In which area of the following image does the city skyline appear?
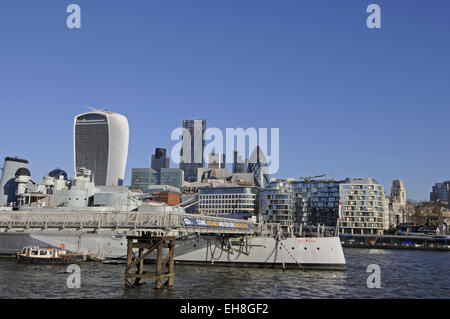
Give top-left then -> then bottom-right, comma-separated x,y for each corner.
0,111 -> 444,201
0,1 -> 449,200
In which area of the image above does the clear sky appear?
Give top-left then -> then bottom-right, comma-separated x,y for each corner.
0,0 -> 449,200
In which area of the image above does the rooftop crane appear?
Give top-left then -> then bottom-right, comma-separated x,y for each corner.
298,174 -> 327,182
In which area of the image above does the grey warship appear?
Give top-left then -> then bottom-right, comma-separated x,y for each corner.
0,164 -> 346,270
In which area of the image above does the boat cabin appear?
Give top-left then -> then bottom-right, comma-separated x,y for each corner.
19,246 -> 64,258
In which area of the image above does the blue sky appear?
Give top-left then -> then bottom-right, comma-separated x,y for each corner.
0,0 -> 449,200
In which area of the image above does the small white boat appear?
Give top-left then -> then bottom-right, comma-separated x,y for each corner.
16,245 -> 84,264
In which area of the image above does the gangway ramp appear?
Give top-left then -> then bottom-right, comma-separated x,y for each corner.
0,211 -> 255,235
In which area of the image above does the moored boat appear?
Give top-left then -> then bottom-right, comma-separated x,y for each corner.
16,245 -> 85,264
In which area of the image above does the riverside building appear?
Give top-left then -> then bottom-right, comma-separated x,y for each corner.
262,178 -> 342,234
198,186 -> 259,217
293,179 -> 342,231
339,178 -> 388,235
262,180 -> 296,233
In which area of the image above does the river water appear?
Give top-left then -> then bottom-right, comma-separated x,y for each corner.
0,248 -> 448,299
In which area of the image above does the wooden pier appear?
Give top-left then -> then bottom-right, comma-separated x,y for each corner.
124,236 -> 175,289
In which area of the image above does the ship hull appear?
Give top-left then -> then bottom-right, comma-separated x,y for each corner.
0,231 -> 346,270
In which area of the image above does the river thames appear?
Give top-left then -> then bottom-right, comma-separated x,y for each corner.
0,248 -> 448,299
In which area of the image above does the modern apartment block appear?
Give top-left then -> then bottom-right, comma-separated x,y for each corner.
262,180 -> 296,232
339,178 -> 388,235
293,179 -> 342,230
74,111 -> 129,186
198,186 -> 259,217
262,178 -> 342,233
179,119 -> 206,182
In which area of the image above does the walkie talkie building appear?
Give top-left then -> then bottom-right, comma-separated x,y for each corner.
74,111 -> 129,186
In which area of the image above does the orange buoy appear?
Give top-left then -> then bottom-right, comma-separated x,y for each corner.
60,243 -> 66,250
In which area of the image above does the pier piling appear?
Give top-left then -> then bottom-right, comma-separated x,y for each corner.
124,236 -> 175,289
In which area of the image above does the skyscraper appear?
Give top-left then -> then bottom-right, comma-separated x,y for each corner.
232,150 -> 248,174
179,119 -> 206,182
151,148 -> 170,171
247,146 -> 270,188
74,110 -> 129,186
208,153 -> 226,169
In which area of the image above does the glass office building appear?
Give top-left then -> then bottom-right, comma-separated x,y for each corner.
232,150 -> 248,174
131,168 -> 184,193
159,168 -> 184,192
430,181 -> 450,204
131,168 -> 158,192
151,148 -> 170,171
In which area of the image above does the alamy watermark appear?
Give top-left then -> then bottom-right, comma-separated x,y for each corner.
66,264 -> 81,289
170,127 -> 280,175
366,264 -> 381,289
367,4 -> 381,29
65,4 -> 381,30
66,4 -> 81,29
